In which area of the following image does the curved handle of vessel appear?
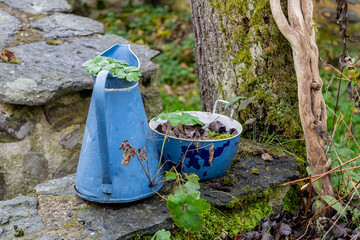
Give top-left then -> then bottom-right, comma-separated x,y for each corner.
94,70 -> 113,195
213,100 -> 234,118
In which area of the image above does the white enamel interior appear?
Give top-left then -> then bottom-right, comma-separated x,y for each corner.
149,111 -> 243,142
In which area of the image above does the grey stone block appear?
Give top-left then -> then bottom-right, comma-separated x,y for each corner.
0,0 -> 71,14
0,34 -> 159,106
22,152 -> 48,181
0,10 -> 19,48
30,13 -> 105,39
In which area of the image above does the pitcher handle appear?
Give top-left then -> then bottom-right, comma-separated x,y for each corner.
94,70 -> 113,195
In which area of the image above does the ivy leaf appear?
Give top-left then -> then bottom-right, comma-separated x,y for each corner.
167,193 -> 211,233
151,229 -> 171,240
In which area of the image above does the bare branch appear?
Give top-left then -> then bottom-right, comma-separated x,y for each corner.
288,0 -> 306,32
270,0 -> 299,46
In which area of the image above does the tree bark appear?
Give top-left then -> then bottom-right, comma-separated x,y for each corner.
190,0 -> 303,146
270,0 -> 334,197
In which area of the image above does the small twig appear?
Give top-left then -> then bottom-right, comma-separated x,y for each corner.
281,154 -> 360,186
304,175 -> 312,217
299,184 -> 306,210
201,226 -> 222,240
150,187 -> 168,201
297,221 -> 311,240
26,209 -> 35,216
135,155 -> 153,186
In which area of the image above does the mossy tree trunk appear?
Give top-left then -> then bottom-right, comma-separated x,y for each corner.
190,0 -> 334,197
190,0 -> 303,147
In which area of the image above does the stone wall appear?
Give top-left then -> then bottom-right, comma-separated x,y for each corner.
0,0 -> 162,200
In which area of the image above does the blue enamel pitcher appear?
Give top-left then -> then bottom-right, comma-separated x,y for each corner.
75,45 -> 163,203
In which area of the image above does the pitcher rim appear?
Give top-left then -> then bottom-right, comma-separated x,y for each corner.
99,44 -> 141,70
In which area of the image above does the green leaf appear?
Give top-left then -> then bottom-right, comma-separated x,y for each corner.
186,173 -> 200,182
180,113 -> 203,125
82,56 -> 141,81
322,195 -> 346,217
87,65 -> 102,75
167,193 -> 211,233
115,69 -> 127,79
93,56 -> 105,63
151,229 -> 171,240
154,112 -> 203,127
164,171 -> 177,180
306,166 -> 322,194
174,181 -> 200,197
126,72 -> 141,81
184,181 -> 200,193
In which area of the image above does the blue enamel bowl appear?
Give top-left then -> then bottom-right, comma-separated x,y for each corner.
149,111 -> 242,180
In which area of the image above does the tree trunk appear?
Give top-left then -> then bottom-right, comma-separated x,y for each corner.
190,0 -> 334,197
190,0 -> 303,147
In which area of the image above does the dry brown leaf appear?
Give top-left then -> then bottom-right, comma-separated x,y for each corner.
119,140 -> 137,166
261,153 -> 273,161
209,144 -> 214,166
0,49 -> 19,64
137,146 -> 148,161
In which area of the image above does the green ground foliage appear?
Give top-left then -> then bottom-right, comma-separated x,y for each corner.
317,17 -> 360,190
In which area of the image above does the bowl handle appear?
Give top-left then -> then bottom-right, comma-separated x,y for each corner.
212,100 -> 234,118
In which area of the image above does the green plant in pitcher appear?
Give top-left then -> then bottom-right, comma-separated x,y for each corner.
82,56 -> 141,81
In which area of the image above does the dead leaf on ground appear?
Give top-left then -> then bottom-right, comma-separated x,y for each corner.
261,153 -> 273,161
0,49 -> 19,64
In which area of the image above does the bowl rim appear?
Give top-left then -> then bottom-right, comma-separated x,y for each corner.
149,111 -> 243,143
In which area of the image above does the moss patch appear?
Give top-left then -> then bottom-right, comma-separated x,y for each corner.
171,201 -> 272,239
282,185 -> 301,214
